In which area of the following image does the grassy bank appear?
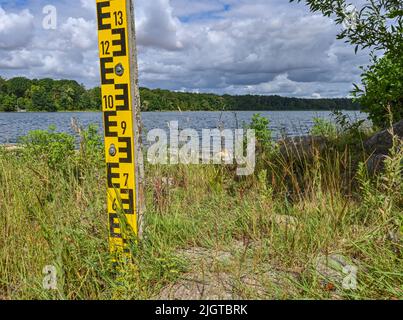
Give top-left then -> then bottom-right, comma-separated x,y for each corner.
0,118 -> 401,300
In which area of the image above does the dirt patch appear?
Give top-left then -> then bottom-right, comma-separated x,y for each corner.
156,242 -> 300,300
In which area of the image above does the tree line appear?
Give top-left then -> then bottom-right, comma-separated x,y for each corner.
0,76 -> 360,112
0,77 -> 101,112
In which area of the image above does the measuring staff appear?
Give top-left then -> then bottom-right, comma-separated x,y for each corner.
95,0 -> 145,258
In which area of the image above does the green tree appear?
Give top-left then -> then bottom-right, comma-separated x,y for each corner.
87,87 -> 102,110
0,76 -> 7,94
248,113 -> 273,153
30,85 -> 56,112
354,54 -> 403,127
58,85 -> 76,110
16,96 -> 32,111
7,77 -> 32,98
0,94 -> 17,112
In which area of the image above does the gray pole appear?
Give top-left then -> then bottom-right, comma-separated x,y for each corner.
126,0 -> 146,239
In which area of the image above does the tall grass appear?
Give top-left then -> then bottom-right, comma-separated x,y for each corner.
0,120 -> 401,300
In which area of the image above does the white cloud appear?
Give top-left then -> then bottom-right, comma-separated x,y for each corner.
60,17 -> 97,50
0,48 -> 41,69
137,0 -> 183,50
80,0 -> 95,10
312,93 -> 322,99
0,7 -> 34,49
0,0 -> 371,97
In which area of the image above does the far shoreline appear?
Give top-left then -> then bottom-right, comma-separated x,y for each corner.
0,109 -> 363,113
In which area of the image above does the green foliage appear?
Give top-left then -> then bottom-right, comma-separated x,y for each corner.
16,119 -> 104,175
247,114 -> 274,174
29,85 -> 57,112
0,77 -> 98,112
248,113 -> 273,152
6,77 -> 31,98
86,87 -> 102,110
310,117 -> 338,139
19,126 -> 75,169
310,112 -> 368,143
16,96 -> 33,110
0,76 -> 7,93
330,110 -> 371,147
81,124 -> 103,153
357,132 -> 402,222
54,80 -> 86,111
0,94 -> 17,112
140,87 -> 227,111
353,54 -> 403,128
76,124 -> 105,170
78,91 -> 99,111
332,110 -> 366,133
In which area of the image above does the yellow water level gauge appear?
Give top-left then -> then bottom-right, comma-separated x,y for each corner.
96,0 -> 141,257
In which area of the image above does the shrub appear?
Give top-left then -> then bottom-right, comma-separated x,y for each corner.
248,113 -> 273,153
19,125 -> 75,169
353,54 -> 403,128
76,124 -> 104,170
310,117 -> 337,139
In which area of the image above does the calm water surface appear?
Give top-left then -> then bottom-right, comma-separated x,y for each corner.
0,111 -> 367,144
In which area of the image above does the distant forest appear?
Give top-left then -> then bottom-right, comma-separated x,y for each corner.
0,76 -> 360,112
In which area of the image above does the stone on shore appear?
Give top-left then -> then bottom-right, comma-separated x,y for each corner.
364,120 -> 403,174
1,144 -> 22,152
364,120 -> 403,155
278,136 -> 328,161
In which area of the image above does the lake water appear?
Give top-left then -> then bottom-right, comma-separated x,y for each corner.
0,110 -> 367,144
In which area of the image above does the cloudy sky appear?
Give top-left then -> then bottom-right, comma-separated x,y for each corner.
0,0 -> 370,98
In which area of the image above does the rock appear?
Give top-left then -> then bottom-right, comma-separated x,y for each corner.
179,247 -> 233,265
366,153 -> 387,175
157,272 -> 234,300
158,247 -> 235,300
158,243 -> 301,299
387,229 -> 401,243
363,120 -> 403,174
314,254 -> 358,290
315,254 -> 347,282
1,144 -> 22,152
157,267 -> 298,300
278,136 -> 328,161
364,120 -> 403,155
